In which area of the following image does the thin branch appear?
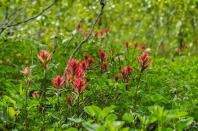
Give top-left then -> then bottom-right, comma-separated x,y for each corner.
0,0 -> 58,35
3,0 -> 38,28
68,0 -> 106,60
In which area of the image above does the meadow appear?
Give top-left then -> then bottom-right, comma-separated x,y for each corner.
0,0 -> 198,130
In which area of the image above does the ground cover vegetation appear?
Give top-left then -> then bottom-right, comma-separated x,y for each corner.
0,0 -> 198,130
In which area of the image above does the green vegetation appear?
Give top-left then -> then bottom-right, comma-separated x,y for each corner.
0,0 -> 198,130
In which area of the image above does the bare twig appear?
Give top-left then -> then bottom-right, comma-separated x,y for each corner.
68,0 -> 106,60
3,0 -> 38,28
0,0 -> 58,35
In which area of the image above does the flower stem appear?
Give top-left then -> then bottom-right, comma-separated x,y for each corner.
24,78 -> 30,130
77,95 -> 80,117
134,71 -> 142,110
40,69 -> 47,131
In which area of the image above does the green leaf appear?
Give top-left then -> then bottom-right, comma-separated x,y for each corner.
102,105 -> 115,118
168,110 -> 188,119
96,126 -> 105,131
65,127 -> 78,131
7,107 -> 16,120
122,113 -> 134,123
82,122 -> 100,131
84,105 -> 102,117
106,114 -> 117,122
121,127 -> 130,131
68,118 -> 83,123
175,117 -> 194,130
112,121 -> 125,129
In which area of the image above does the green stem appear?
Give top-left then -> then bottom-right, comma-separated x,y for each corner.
57,90 -> 61,128
25,79 -> 29,130
40,69 -> 47,131
134,71 -> 142,110
77,95 -> 80,117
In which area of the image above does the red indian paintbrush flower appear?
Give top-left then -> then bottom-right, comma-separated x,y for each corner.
114,73 -> 121,81
95,31 -> 103,38
38,50 -> 50,64
66,73 -> 73,81
21,67 -> 32,76
76,23 -> 83,32
100,61 -> 108,71
195,39 -> 198,44
99,49 -> 107,61
80,60 -> 89,70
84,53 -> 91,60
66,96 -> 73,106
75,68 -> 84,78
102,27 -> 110,34
87,57 -> 94,64
31,90 -> 40,98
84,53 -> 94,64
137,52 -> 150,72
124,41 -> 130,49
64,69 -> 73,81
72,77 -> 87,94
121,66 -> 133,79
52,75 -> 65,88
67,59 -> 79,73
133,41 -> 138,48
139,45 -> 146,52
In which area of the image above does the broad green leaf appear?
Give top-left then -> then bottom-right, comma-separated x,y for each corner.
112,121 -> 125,130
102,105 -> 115,118
84,105 -> 102,117
68,118 -> 83,123
65,127 -> 78,131
168,110 -> 188,119
106,114 -> 117,122
7,107 -> 16,120
84,106 -> 96,117
82,122 -> 99,131
122,113 -> 134,123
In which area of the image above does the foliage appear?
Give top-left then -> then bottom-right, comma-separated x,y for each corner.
0,0 -> 198,131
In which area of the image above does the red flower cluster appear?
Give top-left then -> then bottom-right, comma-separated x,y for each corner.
137,52 -> 150,72
121,66 -> 133,80
98,49 -> 108,71
81,60 -> 89,70
114,65 -> 133,82
52,75 -> 65,88
94,27 -> 110,38
65,58 -> 91,79
72,77 -> 87,94
84,53 -> 94,65
64,53 -> 94,94
75,67 -> 84,78
67,59 -> 79,74
38,50 -> 51,65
